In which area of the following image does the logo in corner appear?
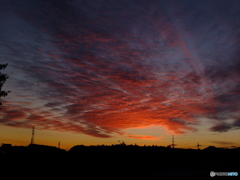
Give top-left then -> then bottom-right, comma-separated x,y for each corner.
210,171 -> 215,177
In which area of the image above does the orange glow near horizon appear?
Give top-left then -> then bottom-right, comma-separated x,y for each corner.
1,124 -> 240,150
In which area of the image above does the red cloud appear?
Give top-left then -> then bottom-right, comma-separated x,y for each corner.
1,0 -> 240,139
126,134 -> 162,140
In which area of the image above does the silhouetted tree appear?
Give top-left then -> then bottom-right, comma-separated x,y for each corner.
0,64 -> 10,105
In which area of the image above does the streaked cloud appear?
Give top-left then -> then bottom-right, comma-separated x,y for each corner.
1,0 -> 240,139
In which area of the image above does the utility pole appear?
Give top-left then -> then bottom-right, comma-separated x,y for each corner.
58,142 -> 60,149
197,142 -> 202,150
30,126 -> 35,144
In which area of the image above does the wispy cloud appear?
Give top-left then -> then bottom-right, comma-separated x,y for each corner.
1,0 -> 240,139
126,134 -> 162,140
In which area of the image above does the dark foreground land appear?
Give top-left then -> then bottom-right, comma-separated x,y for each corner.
1,144 -> 239,177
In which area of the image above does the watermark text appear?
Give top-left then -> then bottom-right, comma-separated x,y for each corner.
210,171 -> 238,177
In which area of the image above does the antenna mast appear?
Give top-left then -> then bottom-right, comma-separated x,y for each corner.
30,126 -> 35,144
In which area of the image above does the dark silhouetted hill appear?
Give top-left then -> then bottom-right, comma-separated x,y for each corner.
28,143 -> 66,153
1,144 -> 239,177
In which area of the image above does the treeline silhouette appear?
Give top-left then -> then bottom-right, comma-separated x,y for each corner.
1,143 -> 239,177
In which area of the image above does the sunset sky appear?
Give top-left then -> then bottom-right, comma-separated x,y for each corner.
1,0 -> 240,150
